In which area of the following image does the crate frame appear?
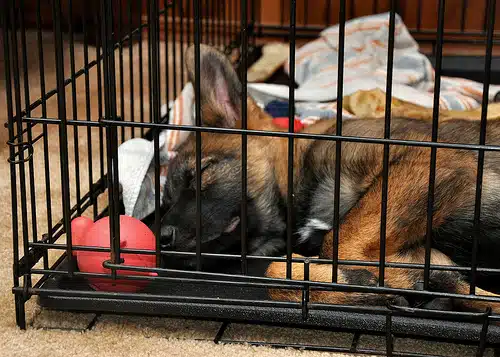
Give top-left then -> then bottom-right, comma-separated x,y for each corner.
4,0 -> 500,355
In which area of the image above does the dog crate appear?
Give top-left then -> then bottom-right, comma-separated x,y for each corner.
3,0 -> 500,355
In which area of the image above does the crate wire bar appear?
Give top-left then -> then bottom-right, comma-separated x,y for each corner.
3,0 -> 500,356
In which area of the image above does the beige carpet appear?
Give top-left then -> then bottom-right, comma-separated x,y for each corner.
0,30 -> 494,357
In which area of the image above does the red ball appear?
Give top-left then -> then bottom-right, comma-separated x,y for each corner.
71,215 -> 157,293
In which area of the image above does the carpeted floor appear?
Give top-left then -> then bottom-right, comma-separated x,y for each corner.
0,30 -> 495,357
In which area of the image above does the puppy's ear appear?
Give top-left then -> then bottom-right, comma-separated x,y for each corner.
185,44 -> 242,129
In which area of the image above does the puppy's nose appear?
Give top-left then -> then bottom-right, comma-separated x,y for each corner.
160,225 -> 177,249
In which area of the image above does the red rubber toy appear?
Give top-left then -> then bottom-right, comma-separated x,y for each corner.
71,215 -> 158,293
272,117 -> 305,132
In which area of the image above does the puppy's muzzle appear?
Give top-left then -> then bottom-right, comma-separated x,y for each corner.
160,225 -> 177,249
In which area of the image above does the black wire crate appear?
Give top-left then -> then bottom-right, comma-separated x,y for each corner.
4,0 -> 500,356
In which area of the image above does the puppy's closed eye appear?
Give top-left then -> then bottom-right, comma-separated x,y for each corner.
187,157 -> 216,190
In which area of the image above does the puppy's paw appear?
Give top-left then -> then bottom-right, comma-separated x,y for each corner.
265,254 -> 315,302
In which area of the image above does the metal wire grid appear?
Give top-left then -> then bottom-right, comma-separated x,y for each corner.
3,0 -> 500,355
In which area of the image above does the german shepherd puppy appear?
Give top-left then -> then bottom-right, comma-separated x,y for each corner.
160,44 -> 500,312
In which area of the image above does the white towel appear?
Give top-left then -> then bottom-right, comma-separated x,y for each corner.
118,83 -> 195,220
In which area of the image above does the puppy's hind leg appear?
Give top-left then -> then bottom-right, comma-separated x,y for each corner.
266,153 -> 500,312
265,254 -> 399,306
266,250 -> 500,314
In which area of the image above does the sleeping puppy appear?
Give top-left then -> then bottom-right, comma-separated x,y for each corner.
160,44 -> 500,312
